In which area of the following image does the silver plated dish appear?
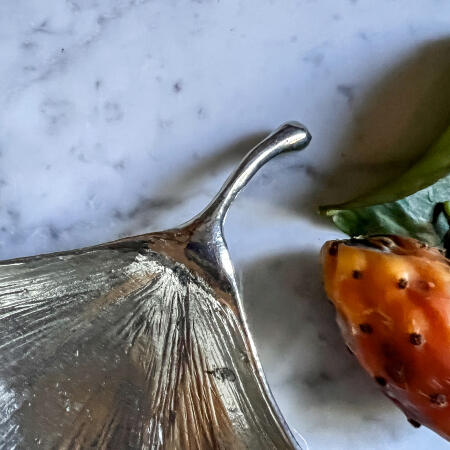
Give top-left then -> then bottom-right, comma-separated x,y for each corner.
0,122 -> 311,449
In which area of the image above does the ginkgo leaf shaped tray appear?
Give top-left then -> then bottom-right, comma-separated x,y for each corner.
0,122 -> 311,449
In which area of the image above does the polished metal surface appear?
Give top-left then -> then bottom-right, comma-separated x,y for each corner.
0,122 -> 311,449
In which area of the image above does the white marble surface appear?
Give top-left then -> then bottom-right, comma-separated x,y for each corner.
1,1 -> 450,448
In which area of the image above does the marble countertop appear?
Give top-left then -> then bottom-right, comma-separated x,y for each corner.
1,1 -> 450,448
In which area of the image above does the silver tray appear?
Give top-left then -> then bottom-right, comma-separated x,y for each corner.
0,122 -> 311,449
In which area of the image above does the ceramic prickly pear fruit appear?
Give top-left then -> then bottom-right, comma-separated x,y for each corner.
321,235 -> 450,440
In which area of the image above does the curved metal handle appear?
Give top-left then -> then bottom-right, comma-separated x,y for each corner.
183,120 -> 311,298
196,121 -> 311,225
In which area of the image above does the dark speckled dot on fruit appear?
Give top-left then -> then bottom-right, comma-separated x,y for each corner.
375,376 -> 387,387
352,270 -> 363,279
409,333 -> 422,346
359,323 -> 373,334
328,242 -> 339,256
430,393 -> 447,407
407,418 -> 421,428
